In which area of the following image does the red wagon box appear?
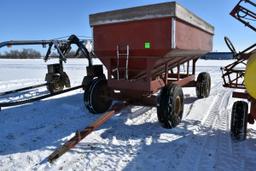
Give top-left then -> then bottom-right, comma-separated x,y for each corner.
89,2 -> 214,95
90,2 -> 214,56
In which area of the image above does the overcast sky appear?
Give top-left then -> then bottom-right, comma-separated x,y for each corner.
0,0 -> 255,52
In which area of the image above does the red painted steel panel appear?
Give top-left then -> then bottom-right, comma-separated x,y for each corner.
94,17 -> 172,57
92,14 -> 213,92
175,19 -> 213,51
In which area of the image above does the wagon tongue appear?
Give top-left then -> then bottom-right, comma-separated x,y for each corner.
47,102 -> 127,163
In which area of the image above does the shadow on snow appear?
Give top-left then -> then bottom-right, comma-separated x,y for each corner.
0,92 -> 255,171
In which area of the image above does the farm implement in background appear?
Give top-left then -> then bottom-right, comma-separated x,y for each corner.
0,35 -> 96,110
221,0 -> 256,140
230,0 -> 256,31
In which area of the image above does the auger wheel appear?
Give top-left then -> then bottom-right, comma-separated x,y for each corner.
157,84 -> 184,128
47,79 -> 65,94
84,78 -> 113,114
46,72 -> 70,94
231,101 -> 248,140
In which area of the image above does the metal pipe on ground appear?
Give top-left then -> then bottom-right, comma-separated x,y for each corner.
47,102 -> 127,163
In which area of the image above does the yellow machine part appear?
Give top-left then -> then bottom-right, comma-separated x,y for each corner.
244,52 -> 256,99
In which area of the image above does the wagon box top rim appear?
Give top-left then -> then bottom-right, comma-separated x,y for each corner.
89,1 -> 214,34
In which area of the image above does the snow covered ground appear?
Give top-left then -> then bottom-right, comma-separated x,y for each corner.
0,59 -> 255,171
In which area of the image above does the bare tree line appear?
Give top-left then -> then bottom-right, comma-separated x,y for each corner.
0,49 -> 41,59
0,49 -> 87,59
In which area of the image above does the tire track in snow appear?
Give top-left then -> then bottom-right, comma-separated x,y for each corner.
50,84 -> 227,171
26,81 -> 249,171
215,107 -> 256,171
213,101 -> 239,171
197,90 -> 232,171
174,89 -> 231,171
184,81 -> 223,118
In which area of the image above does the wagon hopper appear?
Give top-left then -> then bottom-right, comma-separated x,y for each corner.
85,2 -> 214,128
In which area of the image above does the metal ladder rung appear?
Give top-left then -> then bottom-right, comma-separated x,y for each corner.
116,45 -> 129,80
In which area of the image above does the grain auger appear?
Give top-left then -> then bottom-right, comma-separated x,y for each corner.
0,34 -> 100,110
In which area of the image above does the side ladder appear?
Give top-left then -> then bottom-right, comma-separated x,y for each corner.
116,45 -> 130,80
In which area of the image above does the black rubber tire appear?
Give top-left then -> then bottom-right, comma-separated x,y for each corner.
60,72 -> 71,88
46,72 -> 70,94
47,78 -> 64,94
84,79 -> 112,114
196,72 -> 211,98
157,84 -> 184,128
230,101 -> 248,141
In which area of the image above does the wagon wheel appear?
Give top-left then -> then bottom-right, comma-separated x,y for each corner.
231,101 -> 248,141
84,78 -> 113,114
157,84 -> 184,128
196,72 -> 211,98
224,36 -> 237,58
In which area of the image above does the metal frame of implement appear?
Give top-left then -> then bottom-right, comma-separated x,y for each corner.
230,0 -> 256,32
221,0 -> 256,139
0,35 -> 93,110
